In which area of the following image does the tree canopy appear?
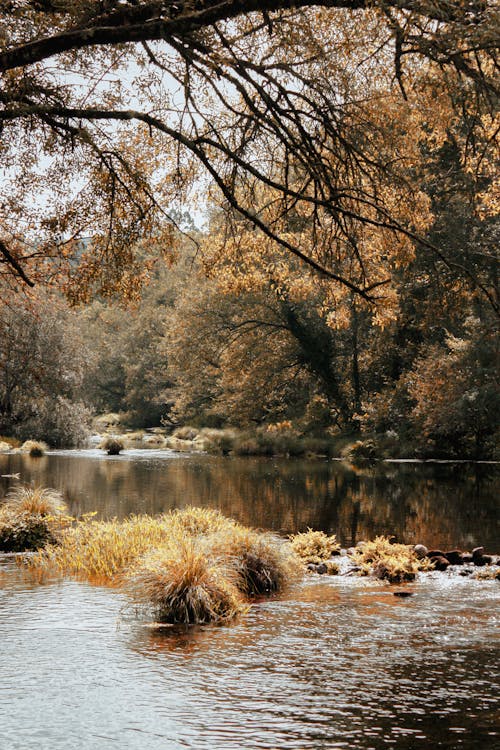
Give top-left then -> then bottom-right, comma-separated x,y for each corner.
1,0 -> 498,308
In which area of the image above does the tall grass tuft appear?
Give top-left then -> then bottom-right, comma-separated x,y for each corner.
20,440 -> 48,457
206,528 -> 302,596
0,485 -> 68,552
351,535 -> 433,582
125,541 -> 245,624
99,436 -> 125,455
289,529 -> 340,564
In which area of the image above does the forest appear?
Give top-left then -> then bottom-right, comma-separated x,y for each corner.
0,0 -> 498,459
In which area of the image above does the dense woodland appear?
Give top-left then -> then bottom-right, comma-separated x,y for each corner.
0,0 -> 498,458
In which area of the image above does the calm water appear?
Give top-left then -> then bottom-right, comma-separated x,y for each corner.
1,451 -> 499,749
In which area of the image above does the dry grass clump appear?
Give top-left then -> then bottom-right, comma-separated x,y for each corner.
351,536 -> 433,583
27,507 -> 302,624
99,436 -> 125,455
28,514 -> 176,580
475,567 -> 500,581
20,440 -> 48,457
207,528 -> 302,596
167,506 -> 238,537
125,541 -> 245,624
289,529 -> 340,564
0,485 -> 68,552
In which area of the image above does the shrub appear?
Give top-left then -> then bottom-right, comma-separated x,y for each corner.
351,535 -> 433,583
341,439 -> 380,462
100,436 -> 125,455
20,440 -> 48,457
289,528 -> 340,564
125,541 -> 245,624
172,426 -> 199,441
16,398 -> 92,448
0,485 -> 68,552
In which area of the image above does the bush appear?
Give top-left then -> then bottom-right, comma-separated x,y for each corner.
341,439 -> 380,462
125,541 -> 245,624
99,436 -> 125,455
0,485 -> 68,552
289,528 -> 340,564
15,398 -> 92,448
20,440 -> 48,457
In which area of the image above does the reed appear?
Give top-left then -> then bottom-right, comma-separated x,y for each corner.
289,529 -> 340,564
28,514 -> 176,580
167,506 -> 238,537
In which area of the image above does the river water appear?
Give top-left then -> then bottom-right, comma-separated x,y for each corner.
1,450 -> 499,749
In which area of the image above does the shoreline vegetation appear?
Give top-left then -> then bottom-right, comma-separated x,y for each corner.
1,487 -> 499,626
2,412 -> 499,462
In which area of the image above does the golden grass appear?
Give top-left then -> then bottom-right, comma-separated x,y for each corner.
351,536 -> 434,582
168,506 -> 238,537
2,485 -> 66,517
99,437 -> 125,455
125,540 -> 245,624
0,485 -> 69,552
289,528 -> 340,564
26,505 -> 303,623
205,527 -> 302,596
20,440 -> 48,457
28,514 -> 175,580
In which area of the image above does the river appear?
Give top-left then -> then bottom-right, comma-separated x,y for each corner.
1,450 -> 499,749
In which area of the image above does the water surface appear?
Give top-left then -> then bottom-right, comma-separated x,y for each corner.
1,451 -> 499,749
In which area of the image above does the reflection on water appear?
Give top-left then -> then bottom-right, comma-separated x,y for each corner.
1,450 -> 499,549
0,452 -> 499,749
0,555 -> 498,750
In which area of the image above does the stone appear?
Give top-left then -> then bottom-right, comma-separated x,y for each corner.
316,563 -> 328,575
306,563 -> 317,572
414,544 -> 428,559
430,555 -> 450,571
474,555 -> 492,567
427,549 -> 445,558
445,550 -> 464,565
472,546 -> 485,559
393,591 -> 414,597
461,554 -> 474,564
